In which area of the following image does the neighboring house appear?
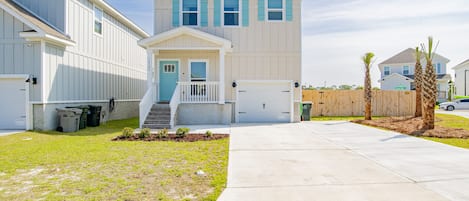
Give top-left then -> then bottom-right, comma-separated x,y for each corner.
378,48 -> 452,102
0,0 -> 149,130
138,0 -> 302,128
453,59 -> 469,96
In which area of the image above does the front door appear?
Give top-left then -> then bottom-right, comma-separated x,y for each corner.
159,60 -> 179,102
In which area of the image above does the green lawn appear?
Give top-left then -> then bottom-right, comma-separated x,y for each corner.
0,118 -> 229,201
424,114 -> 469,149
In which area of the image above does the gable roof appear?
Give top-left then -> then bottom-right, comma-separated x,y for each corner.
380,73 -> 452,83
380,48 -> 450,65
452,59 -> 469,70
0,0 -> 74,45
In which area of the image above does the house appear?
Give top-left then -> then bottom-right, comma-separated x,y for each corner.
0,0 -> 149,130
138,0 -> 302,128
378,48 -> 452,102
453,59 -> 469,96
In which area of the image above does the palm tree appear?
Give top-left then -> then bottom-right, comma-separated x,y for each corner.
414,47 -> 423,117
362,52 -> 375,120
421,37 -> 438,129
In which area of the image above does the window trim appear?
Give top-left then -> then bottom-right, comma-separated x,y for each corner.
188,59 -> 209,82
384,66 -> 391,76
222,0 -> 242,27
180,0 -> 200,27
403,66 -> 409,75
93,5 -> 103,36
266,0 -> 286,21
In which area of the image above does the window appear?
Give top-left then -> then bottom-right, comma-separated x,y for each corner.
182,0 -> 199,26
190,61 -> 207,81
163,64 -> 176,73
223,0 -> 240,26
267,0 -> 284,21
94,6 -> 103,35
384,66 -> 390,76
437,63 -> 441,74
403,66 -> 409,75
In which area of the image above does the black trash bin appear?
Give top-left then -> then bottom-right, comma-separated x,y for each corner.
87,105 -> 102,127
66,105 -> 89,129
302,102 -> 313,121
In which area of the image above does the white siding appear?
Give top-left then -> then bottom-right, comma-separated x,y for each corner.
380,75 -> 412,91
455,66 -> 469,96
13,0 -> 65,32
0,7 -> 41,101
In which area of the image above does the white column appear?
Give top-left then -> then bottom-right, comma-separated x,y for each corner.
219,49 -> 226,104
146,49 -> 154,90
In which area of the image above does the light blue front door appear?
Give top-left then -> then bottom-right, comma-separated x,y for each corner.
159,61 -> 179,102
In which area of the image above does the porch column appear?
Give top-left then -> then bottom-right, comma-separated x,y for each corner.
219,49 -> 226,104
146,49 -> 154,90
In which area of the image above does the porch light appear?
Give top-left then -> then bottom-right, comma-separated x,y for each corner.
294,82 -> 300,88
232,81 -> 237,88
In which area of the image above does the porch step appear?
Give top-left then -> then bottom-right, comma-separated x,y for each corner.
144,120 -> 170,125
143,103 -> 172,129
142,124 -> 171,129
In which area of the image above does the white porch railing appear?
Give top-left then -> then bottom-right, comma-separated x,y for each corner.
139,84 -> 156,127
179,82 -> 219,103
169,84 -> 181,128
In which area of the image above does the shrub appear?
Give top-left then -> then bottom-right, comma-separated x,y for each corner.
157,128 -> 168,138
139,128 -> 151,139
205,130 -> 213,138
122,127 -> 134,138
176,127 -> 190,138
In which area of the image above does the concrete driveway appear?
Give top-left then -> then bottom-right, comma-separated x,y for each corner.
218,122 -> 469,201
437,109 -> 469,119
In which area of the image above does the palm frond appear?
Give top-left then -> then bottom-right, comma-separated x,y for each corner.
362,52 -> 375,66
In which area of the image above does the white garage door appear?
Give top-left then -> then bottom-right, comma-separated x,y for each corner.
0,78 -> 27,129
237,82 -> 292,123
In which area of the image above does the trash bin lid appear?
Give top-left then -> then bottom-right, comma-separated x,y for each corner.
302,101 -> 313,105
56,108 -> 82,115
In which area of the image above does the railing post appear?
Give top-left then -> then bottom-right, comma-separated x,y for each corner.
219,49 -> 225,104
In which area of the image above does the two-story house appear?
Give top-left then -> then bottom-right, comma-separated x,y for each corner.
378,48 -> 451,102
138,0 -> 302,128
0,0 -> 149,130
452,59 -> 469,96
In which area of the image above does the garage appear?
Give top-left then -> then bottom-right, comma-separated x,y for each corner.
0,77 -> 27,130
237,81 -> 292,123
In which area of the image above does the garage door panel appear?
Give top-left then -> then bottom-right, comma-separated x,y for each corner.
0,78 -> 26,129
238,82 -> 292,123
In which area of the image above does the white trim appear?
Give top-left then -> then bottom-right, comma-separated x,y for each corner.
93,4 -> 104,36
219,49 -> 226,104
30,99 -> 141,105
180,0 -> 201,27
40,40 -> 46,103
157,59 -> 181,102
188,59 -> 209,82
222,0 -> 242,27
19,32 -> 76,47
65,0 -> 69,34
0,74 -> 32,130
265,0 -> 286,22
151,47 -> 226,51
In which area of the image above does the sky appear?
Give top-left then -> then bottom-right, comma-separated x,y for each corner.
107,0 -> 469,87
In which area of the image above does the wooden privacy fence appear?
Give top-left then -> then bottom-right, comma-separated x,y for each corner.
302,90 -> 416,117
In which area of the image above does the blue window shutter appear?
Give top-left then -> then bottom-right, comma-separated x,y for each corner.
286,0 -> 293,21
258,0 -> 265,21
214,0 -> 221,26
172,0 -> 180,27
242,0 -> 249,26
201,0 -> 208,26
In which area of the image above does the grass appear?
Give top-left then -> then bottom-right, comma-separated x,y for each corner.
0,118 -> 229,201
423,114 -> 469,149
311,116 -> 383,121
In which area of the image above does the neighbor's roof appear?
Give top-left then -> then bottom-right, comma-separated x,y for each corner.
380,48 -> 450,65
0,0 -> 73,42
404,74 -> 452,80
452,59 -> 469,70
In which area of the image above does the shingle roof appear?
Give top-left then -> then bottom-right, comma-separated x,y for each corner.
380,48 -> 450,65
0,0 -> 73,42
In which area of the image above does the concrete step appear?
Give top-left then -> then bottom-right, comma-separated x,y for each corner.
152,104 -> 170,110
142,124 -> 171,129
144,120 -> 170,124
148,111 -> 170,115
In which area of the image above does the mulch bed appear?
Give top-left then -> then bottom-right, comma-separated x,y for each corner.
112,134 -> 229,142
352,116 -> 469,139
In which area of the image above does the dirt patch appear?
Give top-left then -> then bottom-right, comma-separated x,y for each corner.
112,134 -> 229,142
352,116 -> 469,138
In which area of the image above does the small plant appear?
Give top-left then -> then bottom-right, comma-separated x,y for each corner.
205,130 -> 213,138
157,128 -> 168,139
139,128 -> 151,139
122,127 -> 134,138
176,127 -> 190,138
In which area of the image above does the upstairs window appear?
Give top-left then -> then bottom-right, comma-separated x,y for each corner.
267,0 -> 284,21
437,63 -> 441,74
94,6 -> 103,35
384,66 -> 391,76
182,0 -> 199,26
224,0 -> 240,26
403,66 -> 409,75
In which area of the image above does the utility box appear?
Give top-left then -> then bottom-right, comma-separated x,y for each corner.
66,105 -> 89,129
87,105 -> 102,127
302,102 -> 313,121
56,108 -> 82,132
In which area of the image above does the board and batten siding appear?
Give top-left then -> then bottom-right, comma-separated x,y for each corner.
154,0 -> 302,102
13,0 -> 65,32
40,0 -> 147,102
0,7 -> 42,101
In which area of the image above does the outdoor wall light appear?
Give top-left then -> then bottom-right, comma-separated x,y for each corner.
232,81 -> 237,88
294,82 -> 300,88
32,77 -> 37,85
26,76 -> 38,85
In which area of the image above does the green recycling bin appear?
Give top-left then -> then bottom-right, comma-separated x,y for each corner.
302,102 -> 313,121
66,105 -> 89,129
87,105 -> 102,127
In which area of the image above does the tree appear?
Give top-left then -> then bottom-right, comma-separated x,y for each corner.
421,37 -> 438,129
414,47 -> 423,117
338,85 -> 353,90
362,52 -> 375,120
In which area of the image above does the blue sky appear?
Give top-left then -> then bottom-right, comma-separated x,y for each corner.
107,0 -> 469,87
